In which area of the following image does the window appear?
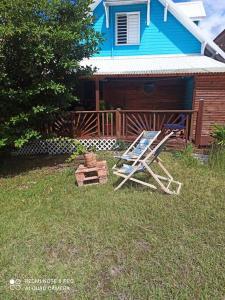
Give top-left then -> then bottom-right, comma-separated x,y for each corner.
116,12 -> 140,46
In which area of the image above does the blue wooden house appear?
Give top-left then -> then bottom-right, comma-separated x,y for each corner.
69,0 -> 225,146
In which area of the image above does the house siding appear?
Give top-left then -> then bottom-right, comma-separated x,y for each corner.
193,74 -> 225,145
103,78 -> 187,110
93,0 -> 201,57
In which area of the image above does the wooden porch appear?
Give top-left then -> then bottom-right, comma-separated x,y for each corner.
72,73 -> 225,146
49,108 -> 204,146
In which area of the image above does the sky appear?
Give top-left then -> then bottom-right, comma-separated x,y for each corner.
173,0 -> 225,39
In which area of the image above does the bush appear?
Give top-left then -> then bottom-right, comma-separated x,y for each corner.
173,143 -> 199,167
211,125 -> 225,146
0,0 -> 102,151
114,140 -> 130,151
209,125 -> 225,173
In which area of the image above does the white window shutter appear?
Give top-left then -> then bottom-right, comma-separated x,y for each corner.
127,13 -> 140,45
116,12 -> 140,45
117,14 -> 127,45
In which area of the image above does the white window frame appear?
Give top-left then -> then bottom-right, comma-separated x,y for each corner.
115,12 -> 140,46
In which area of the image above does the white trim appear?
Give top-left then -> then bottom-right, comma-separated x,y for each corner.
105,0 -> 147,6
104,2 -> 110,28
90,0 -> 102,11
86,53 -> 203,60
201,41 -> 207,55
115,12 -> 140,46
147,0 -> 150,26
164,3 -> 168,22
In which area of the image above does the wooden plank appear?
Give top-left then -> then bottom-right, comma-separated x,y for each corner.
116,109 -> 121,138
95,79 -> 100,111
193,74 -> 225,145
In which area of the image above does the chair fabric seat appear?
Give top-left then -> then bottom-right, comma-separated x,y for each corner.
164,124 -> 185,130
118,164 -> 144,174
115,131 -> 160,161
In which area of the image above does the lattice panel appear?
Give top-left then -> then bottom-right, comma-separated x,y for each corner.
15,140 -> 48,156
46,140 -> 77,155
14,139 -> 117,156
78,139 -> 117,151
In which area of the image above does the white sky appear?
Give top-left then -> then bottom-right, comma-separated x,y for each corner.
199,0 -> 225,39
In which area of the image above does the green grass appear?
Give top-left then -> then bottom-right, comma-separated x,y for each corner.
0,152 -> 225,299
208,144 -> 225,173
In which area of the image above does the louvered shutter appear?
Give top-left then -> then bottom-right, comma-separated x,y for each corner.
127,13 -> 140,45
116,12 -> 140,45
117,14 -> 127,44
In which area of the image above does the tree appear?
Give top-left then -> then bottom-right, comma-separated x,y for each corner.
0,0 -> 102,150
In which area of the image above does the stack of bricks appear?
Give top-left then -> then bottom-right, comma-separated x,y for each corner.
75,160 -> 108,187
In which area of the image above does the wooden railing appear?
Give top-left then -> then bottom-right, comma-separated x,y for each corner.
119,110 -> 195,141
52,110 -> 117,138
46,109 -> 197,142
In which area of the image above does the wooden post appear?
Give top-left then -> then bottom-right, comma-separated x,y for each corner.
195,98 -> 204,146
189,112 -> 194,142
95,79 -> 100,111
116,108 -> 121,139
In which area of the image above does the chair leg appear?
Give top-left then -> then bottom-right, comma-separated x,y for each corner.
114,164 -> 142,191
143,162 -> 181,195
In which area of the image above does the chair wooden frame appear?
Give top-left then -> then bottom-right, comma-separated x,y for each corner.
113,130 -> 161,166
113,131 -> 182,195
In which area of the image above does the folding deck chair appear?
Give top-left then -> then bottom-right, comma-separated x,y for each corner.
113,131 -> 182,195
114,130 -> 161,163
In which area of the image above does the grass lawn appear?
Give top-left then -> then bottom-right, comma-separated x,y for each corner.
0,151 -> 225,299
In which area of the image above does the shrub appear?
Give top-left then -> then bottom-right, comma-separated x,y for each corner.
211,125 -> 225,146
209,125 -> 225,173
114,140 -> 129,151
173,143 -> 199,167
0,0 -> 102,151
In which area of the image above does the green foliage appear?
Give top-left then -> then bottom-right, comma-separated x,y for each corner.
114,140 -> 129,151
173,143 -> 199,167
208,145 -> 225,173
66,141 -> 87,163
14,129 -> 41,148
211,125 -> 225,146
0,0 -> 102,150
0,138 -> 7,148
66,140 -> 96,163
208,125 -> 225,172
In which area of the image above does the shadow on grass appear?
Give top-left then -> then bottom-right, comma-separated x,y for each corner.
112,174 -> 160,193
0,154 -> 71,178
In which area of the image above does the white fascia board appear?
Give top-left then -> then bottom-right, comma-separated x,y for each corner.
104,0 -> 147,6
90,0 -> 102,11
91,0 -> 148,10
158,0 -> 225,60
